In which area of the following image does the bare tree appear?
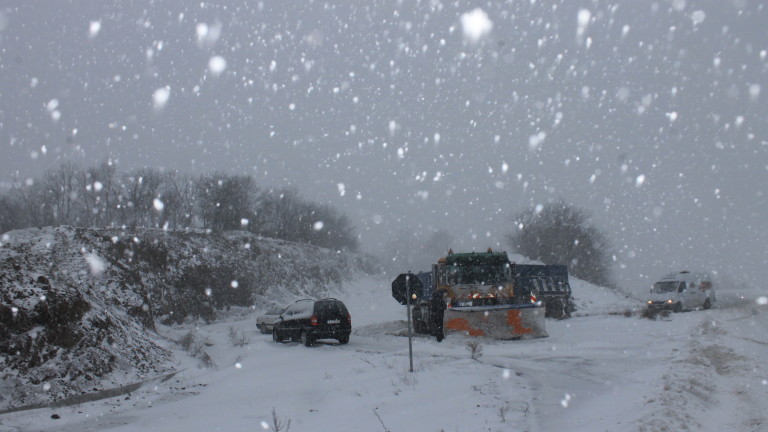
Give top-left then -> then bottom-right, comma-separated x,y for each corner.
42,161 -> 82,225
0,194 -> 24,234
323,210 -> 359,252
303,203 -> 359,252
117,168 -> 162,227
2,163 -> 358,253
161,171 -> 198,229
255,187 -> 307,240
507,200 -> 615,287
254,188 -> 358,251
85,160 -> 119,227
196,173 -> 257,232
12,178 -> 55,228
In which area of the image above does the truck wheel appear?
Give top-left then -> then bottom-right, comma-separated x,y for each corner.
272,327 -> 283,343
673,302 -> 683,313
412,308 -> 424,333
301,329 -> 314,347
413,319 -> 427,334
703,298 -> 712,310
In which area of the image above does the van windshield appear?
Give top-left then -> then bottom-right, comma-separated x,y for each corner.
652,281 -> 679,294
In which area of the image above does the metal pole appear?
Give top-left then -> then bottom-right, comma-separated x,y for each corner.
406,273 -> 414,373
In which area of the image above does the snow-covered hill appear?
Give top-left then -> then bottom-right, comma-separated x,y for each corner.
1,268 -> 766,432
0,226 -> 371,411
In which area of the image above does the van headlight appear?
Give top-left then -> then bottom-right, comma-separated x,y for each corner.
666,299 -> 674,304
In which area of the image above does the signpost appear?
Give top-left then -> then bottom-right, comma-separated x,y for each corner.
406,273 -> 414,373
391,272 -> 421,373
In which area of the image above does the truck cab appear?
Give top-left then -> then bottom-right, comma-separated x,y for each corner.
646,271 -> 715,312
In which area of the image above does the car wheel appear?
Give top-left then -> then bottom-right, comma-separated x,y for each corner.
673,302 -> 683,313
703,298 -> 712,310
301,329 -> 313,347
272,327 -> 283,343
259,323 -> 268,334
338,334 -> 349,345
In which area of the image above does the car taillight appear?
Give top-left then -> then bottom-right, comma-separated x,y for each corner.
530,294 -> 537,303
310,315 -> 318,326
347,313 -> 352,324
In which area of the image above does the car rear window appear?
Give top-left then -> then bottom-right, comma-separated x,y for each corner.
315,301 -> 348,319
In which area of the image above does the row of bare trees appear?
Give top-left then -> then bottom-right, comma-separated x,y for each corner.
0,161 -> 359,252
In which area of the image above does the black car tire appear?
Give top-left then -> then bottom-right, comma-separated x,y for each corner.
703,298 -> 712,310
673,302 -> 683,313
259,323 -> 268,334
301,329 -> 313,347
338,334 -> 349,345
272,327 -> 283,343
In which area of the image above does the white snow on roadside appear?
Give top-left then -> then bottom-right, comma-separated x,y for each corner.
1,275 -> 766,432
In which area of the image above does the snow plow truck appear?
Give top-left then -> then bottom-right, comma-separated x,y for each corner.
515,264 -> 575,319
391,249 -> 547,340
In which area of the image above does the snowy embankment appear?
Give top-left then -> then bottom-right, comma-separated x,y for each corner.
2,272 -> 766,432
0,226 -> 369,412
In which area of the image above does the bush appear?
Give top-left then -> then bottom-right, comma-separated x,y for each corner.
178,330 -> 215,368
465,340 -> 483,360
227,326 -> 249,347
641,307 -> 670,320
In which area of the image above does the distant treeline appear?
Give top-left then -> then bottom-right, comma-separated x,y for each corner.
0,161 -> 359,252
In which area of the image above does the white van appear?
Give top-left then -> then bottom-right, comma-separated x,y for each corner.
646,271 -> 715,312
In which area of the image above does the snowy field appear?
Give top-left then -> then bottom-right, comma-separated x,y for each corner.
1,277 -> 766,432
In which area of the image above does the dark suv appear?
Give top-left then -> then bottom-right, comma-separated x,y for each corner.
272,298 -> 351,347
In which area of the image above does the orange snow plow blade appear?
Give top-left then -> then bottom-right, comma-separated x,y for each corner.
444,304 -> 548,340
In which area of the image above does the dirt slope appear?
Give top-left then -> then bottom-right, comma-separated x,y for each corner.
0,226 -> 368,410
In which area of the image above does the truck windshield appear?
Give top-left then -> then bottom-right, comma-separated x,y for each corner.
652,281 -> 679,294
450,264 -> 509,285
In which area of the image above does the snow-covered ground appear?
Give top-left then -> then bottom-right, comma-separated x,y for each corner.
1,276 -> 766,432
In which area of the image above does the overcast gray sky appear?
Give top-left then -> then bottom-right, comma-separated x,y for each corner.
1,0 -> 766,294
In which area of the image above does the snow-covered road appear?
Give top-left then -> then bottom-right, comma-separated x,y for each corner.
2,278 -> 766,432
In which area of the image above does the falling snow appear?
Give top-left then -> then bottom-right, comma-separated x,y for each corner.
208,56 -> 227,76
460,8 -> 493,44
89,20 -> 101,38
84,252 -> 106,276
152,86 -> 171,111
